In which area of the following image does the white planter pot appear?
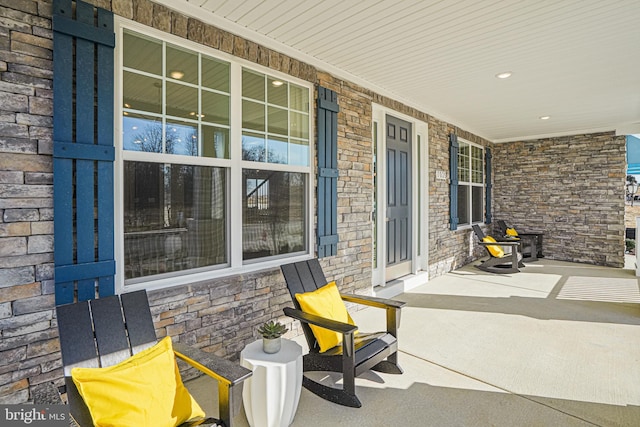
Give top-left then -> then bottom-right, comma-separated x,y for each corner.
262,337 -> 281,354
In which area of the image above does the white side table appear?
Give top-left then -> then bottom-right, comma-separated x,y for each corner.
240,339 -> 303,427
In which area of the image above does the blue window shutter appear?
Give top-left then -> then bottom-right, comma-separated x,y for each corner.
53,0 -> 115,305
449,133 -> 459,230
317,87 -> 339,258
485,147 -> 492,224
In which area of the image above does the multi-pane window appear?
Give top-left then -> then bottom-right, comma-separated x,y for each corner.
241,68 -> 309,261
120,29 -> 311,285
457,140 -> 484,226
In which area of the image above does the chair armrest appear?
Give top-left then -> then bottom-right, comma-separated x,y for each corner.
283,307 -> 358,334
479,241 -> 520,247
497,236 -> 520,241
517,232 -> 544,237
173,342 -> 252,386
340,293 -> 405,310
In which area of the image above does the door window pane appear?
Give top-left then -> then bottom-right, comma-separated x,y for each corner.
242,170 -> 305,260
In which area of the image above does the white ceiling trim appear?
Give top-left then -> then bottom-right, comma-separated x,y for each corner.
493,126 -> 617,144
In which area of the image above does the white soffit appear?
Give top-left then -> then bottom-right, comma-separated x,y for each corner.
158,0 -> 640,142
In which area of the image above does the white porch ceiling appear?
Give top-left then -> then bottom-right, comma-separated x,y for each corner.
160,0 -> 640,142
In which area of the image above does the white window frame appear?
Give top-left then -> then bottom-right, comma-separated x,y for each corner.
113,19 -> 315,293
457,138 -> 484,227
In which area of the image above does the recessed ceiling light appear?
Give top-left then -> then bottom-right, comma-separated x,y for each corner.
169,70 -> 185,80
539,116 -> 550,120
271,80 -> 284,87
495,71 -> 512,79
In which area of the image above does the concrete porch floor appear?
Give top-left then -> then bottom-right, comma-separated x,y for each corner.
190,259 -> 640,426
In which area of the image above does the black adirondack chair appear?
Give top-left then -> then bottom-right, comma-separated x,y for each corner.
472,224 -> 524,274
281,259 -> 405,408
497,219 -> 545,260
56,290 -> 252,427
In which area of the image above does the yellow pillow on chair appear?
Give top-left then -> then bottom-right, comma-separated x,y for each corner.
295,281 -> 356,353
482,236 -> 505,258
505,227 -> 519,237
71,336 -> 205,427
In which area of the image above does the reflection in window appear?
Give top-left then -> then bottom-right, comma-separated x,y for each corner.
242,170 -> 305,260
165,120 -> 198,156
122,30 -> 230,158
123,161 -> 227,280
123,114 -> 163,152
120,28 -> 312,281
242,133 -> 266,161
241,68 -> 309,166
123,71 -> 162,114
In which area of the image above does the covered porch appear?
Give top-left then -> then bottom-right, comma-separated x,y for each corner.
191,259 -> 640,426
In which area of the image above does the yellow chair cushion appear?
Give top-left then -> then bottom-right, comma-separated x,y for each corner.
295,281 -> 356,353
71,336 -> 205,427
506,227 -> 519,237
482,236 -> 505,258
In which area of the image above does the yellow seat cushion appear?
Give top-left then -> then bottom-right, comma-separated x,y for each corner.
71,336 -> 205,427
505,227 -> 519,237
295,281 -> 356,353
482,236 -> 505,258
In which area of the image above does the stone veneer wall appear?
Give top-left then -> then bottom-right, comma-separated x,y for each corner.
0,0 -> 56,404
492,132 -> 626,267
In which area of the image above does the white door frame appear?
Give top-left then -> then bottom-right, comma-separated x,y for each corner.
372,104 -> 429,287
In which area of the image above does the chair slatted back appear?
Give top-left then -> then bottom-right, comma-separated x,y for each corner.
57,290 -> 157,375
90,296 -> 131,367
281,259 -> 329,352
472,224 -> 486,242
56,291 -> 160,426
496,220 -> 508,235
281,259 -> 328,298
121,290 -> 157,353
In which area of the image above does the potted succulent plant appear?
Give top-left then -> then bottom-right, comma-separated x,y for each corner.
257,320 -> 288,354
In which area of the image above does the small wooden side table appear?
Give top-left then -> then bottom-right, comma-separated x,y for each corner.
240,339 -> 303,427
